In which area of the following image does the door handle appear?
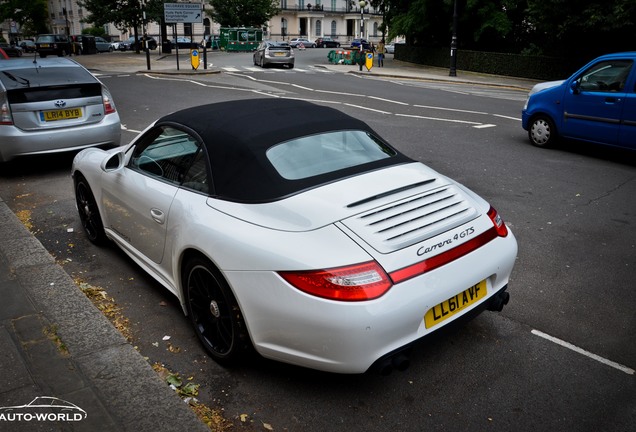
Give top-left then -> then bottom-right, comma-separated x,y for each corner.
150,208 -> 165,224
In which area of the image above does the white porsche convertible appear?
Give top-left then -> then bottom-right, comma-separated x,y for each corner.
72,98 -> 518,374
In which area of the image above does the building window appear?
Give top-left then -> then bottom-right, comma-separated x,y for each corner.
281,0 -> 287,8
331,0 -> 336,11
316,20 -> 321,36
331,20 -> 336,37
281,18 -> 288,37
373,22 -> 378,37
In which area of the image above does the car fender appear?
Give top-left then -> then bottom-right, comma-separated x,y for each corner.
166,192 -> 373,312
522,82 -> 568,131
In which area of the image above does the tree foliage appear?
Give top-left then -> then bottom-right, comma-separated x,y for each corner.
206,0 -> 280,28
383,0 -> 636,57
77,0 -> 165,32
0,0 -> 49,36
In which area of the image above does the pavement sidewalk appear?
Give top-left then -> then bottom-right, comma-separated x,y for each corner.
0,199 -> 209,431
0,50 -> 534,431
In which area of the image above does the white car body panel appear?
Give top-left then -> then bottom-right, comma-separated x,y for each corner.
72,118 -> 517,374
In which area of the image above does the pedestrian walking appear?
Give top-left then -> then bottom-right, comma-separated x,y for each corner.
377,39 -> 385,67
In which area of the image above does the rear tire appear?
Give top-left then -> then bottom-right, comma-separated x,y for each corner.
528,115 -> 558,148
183,257 -> 251,366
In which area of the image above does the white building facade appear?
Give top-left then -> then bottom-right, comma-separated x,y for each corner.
2,1 -> 385,46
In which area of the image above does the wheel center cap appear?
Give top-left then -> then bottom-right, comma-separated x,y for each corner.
209,300 -> 220,318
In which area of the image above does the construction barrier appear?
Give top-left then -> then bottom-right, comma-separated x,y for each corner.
328,49 -> 358,65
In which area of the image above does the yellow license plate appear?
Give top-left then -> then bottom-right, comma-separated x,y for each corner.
40,43 -> 50,48
40,108 -> 82,122
274,52 -> 286,56
424,280 -> 487,328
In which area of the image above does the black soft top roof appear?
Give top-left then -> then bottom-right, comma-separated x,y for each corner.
157,98 -> 411,202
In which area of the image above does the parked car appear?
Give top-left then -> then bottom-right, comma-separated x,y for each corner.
522,52 -> 636,150
350,38 -> 371,50
71,98 -> 517,374
109,41 -> 121,51
18,40 -> 36,53
118,36 -> 157,51
35,34 -> 72,57
0,57 -> 121,162
70,35 -> 97,55
289,37 -> 315,48
253,41 -> 294,69
315,37 -> 340,48
171,37 -> 198,49
201,35 -> 220,49
0,43 -> 22,57
94,37 -> 113,52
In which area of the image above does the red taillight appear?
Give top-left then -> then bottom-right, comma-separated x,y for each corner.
102,88 -> 116,115
487,206 -> 509,237
279,261 -> 393,301
0,100 -> 13,125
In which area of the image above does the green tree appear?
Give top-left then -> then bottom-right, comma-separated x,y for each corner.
77,0 -> 164,52
206,0 -> 280,27
0,0 -> 49,37
526,0 -> 636,57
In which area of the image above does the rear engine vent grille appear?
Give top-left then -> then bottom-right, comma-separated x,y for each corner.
343,185 -> 478,253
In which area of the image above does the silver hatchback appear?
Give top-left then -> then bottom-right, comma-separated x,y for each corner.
0,57 -> 121,162
253,41 -> 295,69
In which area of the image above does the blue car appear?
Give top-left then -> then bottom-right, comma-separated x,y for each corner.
522,52 -> 636,150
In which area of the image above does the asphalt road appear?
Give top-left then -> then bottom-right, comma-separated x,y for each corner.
0,52 -> 634,431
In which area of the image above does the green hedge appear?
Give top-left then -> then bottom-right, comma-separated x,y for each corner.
395,46 -> 588,81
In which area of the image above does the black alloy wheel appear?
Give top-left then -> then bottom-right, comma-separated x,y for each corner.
184,257 -> 250,365
74,174 -> 107,245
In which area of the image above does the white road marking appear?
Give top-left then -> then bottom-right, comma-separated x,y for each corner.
531,329 -> 635,375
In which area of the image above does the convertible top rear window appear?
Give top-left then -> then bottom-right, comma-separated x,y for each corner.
267,130 -> 396,180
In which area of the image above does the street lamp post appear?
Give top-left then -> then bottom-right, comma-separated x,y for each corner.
449,0 -> 458,76
359,0 -> 366,40
140,0 -> 150,70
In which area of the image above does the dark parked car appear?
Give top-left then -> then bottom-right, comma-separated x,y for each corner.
315,37 -> 340,48
0,43 -> 22,57
35,34 -> 72,57
70,35 -> 97,55
522,52 -> 636,150
118,36 -> 157,51
350,39 -> 371,50
253,41 -> 294,69
19,40 -> 36,53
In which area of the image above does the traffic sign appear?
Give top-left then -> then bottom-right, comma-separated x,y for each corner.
191,49 -> 200,70
164,3 -> 202,23
365,52 -> 374,71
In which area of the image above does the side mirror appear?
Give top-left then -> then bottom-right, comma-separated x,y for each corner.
570,79 -> 581,95
100,151 -> 125,172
